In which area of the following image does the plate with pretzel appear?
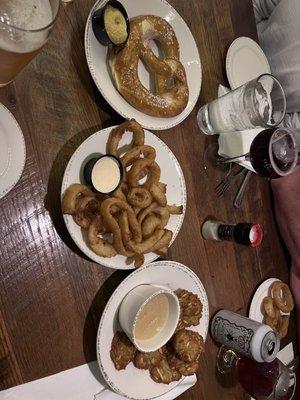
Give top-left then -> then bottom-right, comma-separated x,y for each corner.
85,0 -> 201,130
61,120 -> 186,270
249,278 -> 294,340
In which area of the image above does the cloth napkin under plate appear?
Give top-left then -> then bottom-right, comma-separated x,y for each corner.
0,361 -> 196,400
217,84 -> 263,172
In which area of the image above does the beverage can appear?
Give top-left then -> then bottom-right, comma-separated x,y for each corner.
211,310 -> 279,362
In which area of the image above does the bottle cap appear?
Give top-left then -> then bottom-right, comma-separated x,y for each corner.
233,223 -> 263,247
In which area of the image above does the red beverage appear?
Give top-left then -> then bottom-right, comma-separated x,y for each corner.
237,357 -> 279,398
250,128 -> 297,179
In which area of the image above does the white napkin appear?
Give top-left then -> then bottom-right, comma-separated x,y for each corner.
217,84 -> 263,171
0,361 -> 196,400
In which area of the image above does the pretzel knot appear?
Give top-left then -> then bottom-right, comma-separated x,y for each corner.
108,15 -> 189,117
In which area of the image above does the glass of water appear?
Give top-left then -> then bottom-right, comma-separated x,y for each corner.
0,0 -> 60,87
197,74 -> 286,135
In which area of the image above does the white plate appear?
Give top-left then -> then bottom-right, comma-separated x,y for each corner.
0,104 -> 26,200
248,278 -> 290,322
97,261 -> 209,399
61,126 -> 186,270
226,37 -> 271,90
84,0 -> 202,130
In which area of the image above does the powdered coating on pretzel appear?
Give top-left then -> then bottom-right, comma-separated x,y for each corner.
108,15 -> 189,117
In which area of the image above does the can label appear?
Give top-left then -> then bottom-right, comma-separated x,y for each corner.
212,316 -> 254,357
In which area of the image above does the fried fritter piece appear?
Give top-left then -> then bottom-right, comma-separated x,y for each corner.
176,289 -> 202,329
134,346 -> 166,370
150,359 -> 181,384
110,331 -> 135,370
168,353 -> 199,376
173,329 -> 204,362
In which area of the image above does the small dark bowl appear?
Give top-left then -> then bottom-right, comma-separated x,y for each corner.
92,0 -> 130,46
83,154 -> 124,195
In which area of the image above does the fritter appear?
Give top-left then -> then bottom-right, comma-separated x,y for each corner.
173,329 -> 204,362
110,331 -> 135,370
150,358 -> 182,384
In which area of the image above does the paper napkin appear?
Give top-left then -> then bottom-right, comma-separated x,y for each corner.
0,361 -> 196,400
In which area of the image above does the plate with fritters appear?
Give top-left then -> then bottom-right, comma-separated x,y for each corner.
85,0 -> 201,130
61,126 -> 186,269
97,261 -> 209,399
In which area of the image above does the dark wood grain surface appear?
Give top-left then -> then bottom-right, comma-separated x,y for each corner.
0,0 -> 297,399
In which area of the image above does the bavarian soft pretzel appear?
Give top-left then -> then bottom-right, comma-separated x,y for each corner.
108,15 -> 189,117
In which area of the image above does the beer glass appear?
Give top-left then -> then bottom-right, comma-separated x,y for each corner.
0,0 -> 60,87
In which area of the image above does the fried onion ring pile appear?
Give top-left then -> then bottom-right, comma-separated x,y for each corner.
261,281 -> 294,339
62,119 -> 183,268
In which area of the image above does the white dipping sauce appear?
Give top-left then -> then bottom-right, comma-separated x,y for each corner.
91,156 -> 121,193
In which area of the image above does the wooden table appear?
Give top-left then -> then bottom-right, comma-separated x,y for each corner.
0,0 -> 297,398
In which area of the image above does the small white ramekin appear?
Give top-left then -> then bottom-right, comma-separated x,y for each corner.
118,284 -> 180,352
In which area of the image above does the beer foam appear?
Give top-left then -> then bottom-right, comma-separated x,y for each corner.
0,0 -> 53,53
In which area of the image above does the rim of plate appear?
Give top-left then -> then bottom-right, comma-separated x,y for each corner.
96,260 -> 209,399
84,0 -> 202,131
226,36 -> 271,90
61,126 -> 187,270
0,103 -> 26,200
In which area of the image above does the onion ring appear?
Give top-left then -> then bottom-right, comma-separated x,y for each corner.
134,254 -> 144,268
112,182 -> 129,202
142,215 -> 161,238
265,315 -> 278,332
151,229 -> 173,253
271,282 -> 294,313
127,229 -> 165,254
277,315 -> 289,339
62,183 -> 94,214
167,204 -> 183,215
100,198 -> 141,256
121,145 -> 156,167
118,211 -> 132,244
149,183 -> 167,207
107,119 -> 144,156
127,158 -> 161,188
262,297 -> 277,319
87,215 -> 117,257
138,203 -> 170,229
127,188 -> 152,209
73,196 -> 100,229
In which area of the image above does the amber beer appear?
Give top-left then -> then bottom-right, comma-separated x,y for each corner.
0,0 -> 59,87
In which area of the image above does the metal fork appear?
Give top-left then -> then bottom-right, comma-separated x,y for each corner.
215,167 -> 246,197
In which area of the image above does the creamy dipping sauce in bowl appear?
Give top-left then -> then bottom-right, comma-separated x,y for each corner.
119,284 -> 180,352
92,0 -> 129,46
84,154 -> 123,194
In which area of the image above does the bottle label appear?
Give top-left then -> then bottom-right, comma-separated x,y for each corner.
212,316 -> 254,357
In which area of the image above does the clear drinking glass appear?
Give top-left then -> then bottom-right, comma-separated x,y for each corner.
217,346 -> 297,400
197,74 -> 286,135
218,128 -> 300,179
0,0 -> 60,87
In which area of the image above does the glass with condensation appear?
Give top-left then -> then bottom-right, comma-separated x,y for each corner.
0,0 -> 60,87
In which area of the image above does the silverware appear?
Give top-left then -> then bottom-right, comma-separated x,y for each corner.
233,170 -> 252,208
215,167 -> 246,197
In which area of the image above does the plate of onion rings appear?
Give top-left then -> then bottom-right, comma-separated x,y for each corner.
61,120 -> 186,270
85,0 -> 202,130
249,278 -> 294,340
